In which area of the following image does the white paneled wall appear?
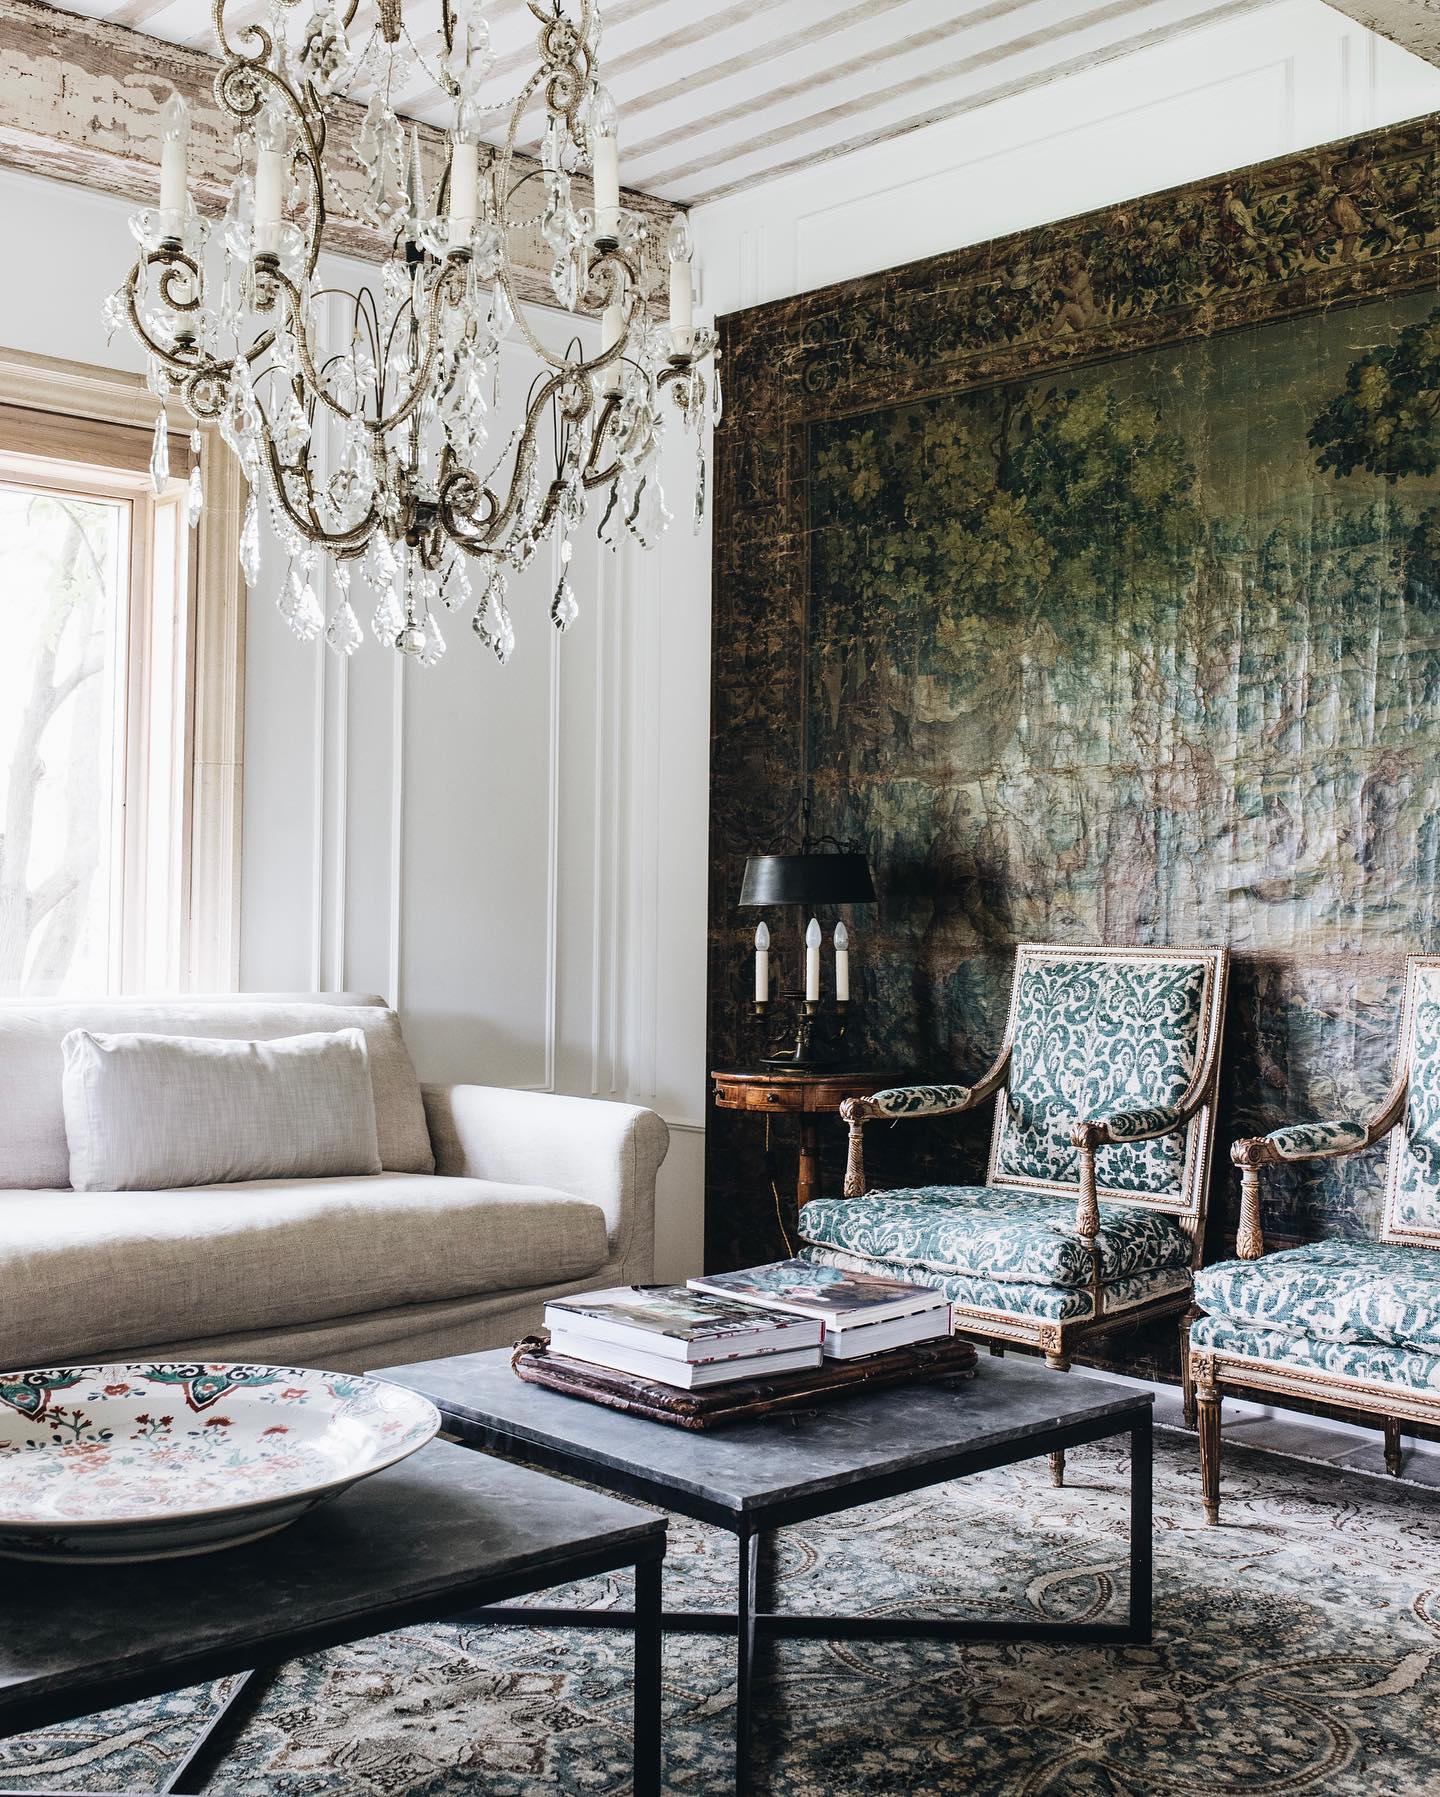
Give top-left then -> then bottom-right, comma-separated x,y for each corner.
0,165 -> 710,1280
3,0 -> 1436,1283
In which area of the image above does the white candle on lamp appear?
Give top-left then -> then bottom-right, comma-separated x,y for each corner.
158,92 -> 190,242
754,920 -> 770,1003
805,917 -> 822,1002
834,920 -> 850,1002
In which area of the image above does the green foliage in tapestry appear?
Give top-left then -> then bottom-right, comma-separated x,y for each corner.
1309,304 -> 1440,484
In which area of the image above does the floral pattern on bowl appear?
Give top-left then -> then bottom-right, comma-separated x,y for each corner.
0,1363 -> 440,1563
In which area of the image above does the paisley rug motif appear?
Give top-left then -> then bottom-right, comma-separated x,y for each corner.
3,1430 -> 1438,1794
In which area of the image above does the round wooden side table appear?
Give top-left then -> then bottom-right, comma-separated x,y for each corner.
710,1067 -> 901,1255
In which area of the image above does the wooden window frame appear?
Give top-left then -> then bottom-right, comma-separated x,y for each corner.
0,346 -> 245,992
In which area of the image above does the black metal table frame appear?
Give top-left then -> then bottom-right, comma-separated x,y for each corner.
450,1404 -> 1154,1796
0,1535 -> 665,1797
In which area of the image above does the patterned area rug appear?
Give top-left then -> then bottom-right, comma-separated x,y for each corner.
4,1429 -> 1439,1795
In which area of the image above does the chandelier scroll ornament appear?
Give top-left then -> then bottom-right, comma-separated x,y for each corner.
108,0 -> 719,666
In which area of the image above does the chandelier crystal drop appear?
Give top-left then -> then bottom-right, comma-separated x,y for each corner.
112,0 -> 718,665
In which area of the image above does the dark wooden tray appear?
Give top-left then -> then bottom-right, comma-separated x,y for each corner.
510,1332 -> 979,1430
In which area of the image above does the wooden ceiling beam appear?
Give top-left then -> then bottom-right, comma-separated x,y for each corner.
1321,0 -> 1440,68
0,0 -> 675,305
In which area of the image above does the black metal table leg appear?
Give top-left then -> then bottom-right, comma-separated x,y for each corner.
633,1553 -> 663,1797
1129,1412 -> 1154,1643
735,1526 -> 759,1797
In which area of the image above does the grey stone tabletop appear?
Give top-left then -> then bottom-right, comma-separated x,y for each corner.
381,1350 -> 1152,1517
0,1438 -> 665,1723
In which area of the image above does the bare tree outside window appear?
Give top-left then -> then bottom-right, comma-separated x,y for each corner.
0,485 -> 123,995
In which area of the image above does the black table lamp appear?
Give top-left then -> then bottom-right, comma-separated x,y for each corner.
737,849 -> 875,1068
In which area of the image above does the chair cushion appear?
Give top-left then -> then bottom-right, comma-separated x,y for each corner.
799,1186 -> 1192,1289
1190,1313 -> 1440,1395
1195,1240 -> 1440,1354
994,952 -> 1210,1199
802,1246 -> 1191,1323
0,1173 -> 610,1368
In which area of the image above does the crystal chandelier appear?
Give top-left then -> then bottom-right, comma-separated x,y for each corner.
109,0 -> 719,666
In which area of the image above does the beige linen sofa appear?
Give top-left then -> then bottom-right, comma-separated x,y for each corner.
0,993 -> 667,1374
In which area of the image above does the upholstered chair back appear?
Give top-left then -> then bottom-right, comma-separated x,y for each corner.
987,944 -> 1227,1233
1383,956 -> 1440,1247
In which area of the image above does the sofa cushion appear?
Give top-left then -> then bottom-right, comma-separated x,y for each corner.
61,1029 -> 382,1191
1194,1240 -> 1440,1354
0,997 -> 432,1187
799,1186 -> 1192,1289
0,1173 -> 609,1368
801,1245 -> 1192,1324
1190,1312 -> 1440,1394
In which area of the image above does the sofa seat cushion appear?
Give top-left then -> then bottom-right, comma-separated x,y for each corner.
1194,1241 -> 1440,1354
0,1173 -> 609,1368
801,1245 -> 1191,1323
1190,1313 -> 1440,1395
799,1186 -> 1192,1289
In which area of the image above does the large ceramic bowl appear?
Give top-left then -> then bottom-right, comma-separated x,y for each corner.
0,1363 -> 441,1563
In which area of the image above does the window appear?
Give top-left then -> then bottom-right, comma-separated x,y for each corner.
0,352 -> 244,997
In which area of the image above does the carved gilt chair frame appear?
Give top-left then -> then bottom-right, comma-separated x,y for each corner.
1190,951 -> 1440,1523
838,943 -> 1230,1376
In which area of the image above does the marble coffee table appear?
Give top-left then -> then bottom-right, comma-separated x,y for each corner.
0,1438 -> 665,1797
382,1348 -> 1154,1795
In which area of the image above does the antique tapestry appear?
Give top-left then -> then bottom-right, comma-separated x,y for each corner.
708,117 -> 1440,1370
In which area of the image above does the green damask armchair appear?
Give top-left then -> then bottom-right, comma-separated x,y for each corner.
1190,953 -> 1440,1524
800,943 -> 1230,1481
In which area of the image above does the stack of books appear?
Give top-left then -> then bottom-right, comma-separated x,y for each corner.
689,1259 -> 951,1358
543,1286 -> 823,1389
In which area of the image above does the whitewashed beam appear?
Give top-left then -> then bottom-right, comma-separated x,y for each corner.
1322,0 -> 1440,67
0,0 -> 676,304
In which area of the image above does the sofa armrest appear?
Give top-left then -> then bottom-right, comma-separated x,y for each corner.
421,1084 -> 668,1273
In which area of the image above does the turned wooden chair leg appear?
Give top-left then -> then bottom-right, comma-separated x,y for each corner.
1384,1417 -> 1404,1477
1048,1449 -> 1066,1487
1197,1387 -> 1222,1525
1179,1312 -> 1198,1430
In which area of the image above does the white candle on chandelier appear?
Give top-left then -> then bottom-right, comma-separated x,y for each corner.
591,84 -> 620,241
805,917 -> 822,1002
754,920 -> 770,1003
448,96 -> 482,247
601,301 -> 625,396
158,91 -> 191,242
834,920 -> 850,1002
667,215 -> 694,357
252,103 -> 290,257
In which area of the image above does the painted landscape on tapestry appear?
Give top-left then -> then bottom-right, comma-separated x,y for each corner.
806,290 -> 1440,1240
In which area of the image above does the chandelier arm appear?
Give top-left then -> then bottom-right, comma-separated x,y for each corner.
265,433 -> 378,552
370,265 -> 458,437
214,0 -> 274,65
265,265 -> 384,431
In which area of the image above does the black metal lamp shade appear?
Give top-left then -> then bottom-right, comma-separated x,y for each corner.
739,852 -> 876,907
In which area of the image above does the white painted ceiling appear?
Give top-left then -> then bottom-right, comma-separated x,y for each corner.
52,0 -> 1266,204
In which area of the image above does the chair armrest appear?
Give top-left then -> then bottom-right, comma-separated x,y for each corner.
421,1084 -> 669,1273
854,1082 -> 975,1121
1230,1110 -> 1387,1262
839,1049 -> 1011,1197
1258,1120 -> 1370,1161
1072,1103 -> 1186,1146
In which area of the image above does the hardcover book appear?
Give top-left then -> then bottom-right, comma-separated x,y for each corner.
688,1259 -> 947,1329
543,1285 -> 821,1363
545,1329 -> 823,1389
